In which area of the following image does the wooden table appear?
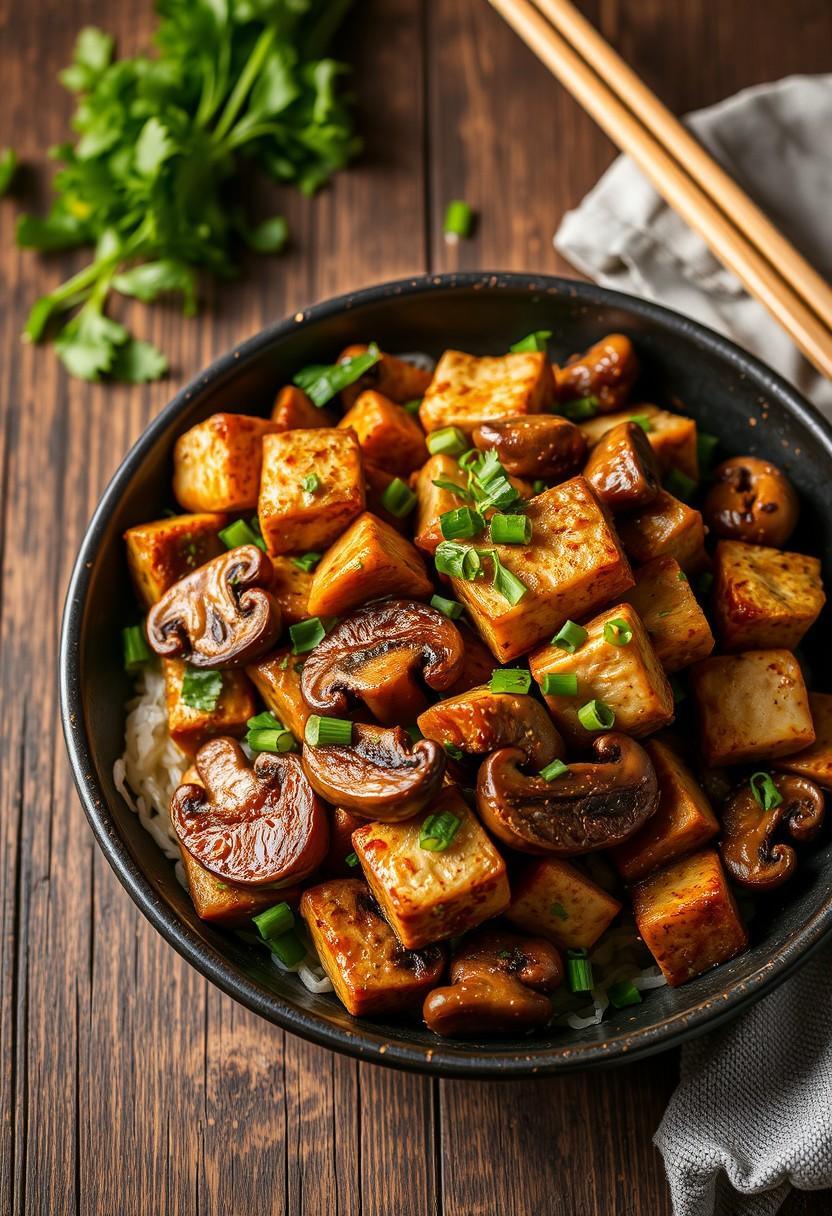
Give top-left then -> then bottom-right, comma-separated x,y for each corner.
1,1 -> 830,1212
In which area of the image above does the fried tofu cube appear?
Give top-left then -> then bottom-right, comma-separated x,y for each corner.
580,404 -> 698,481
339,390 -> 428,475
173,414 -> 279,512
268,557 -> 312,626
632,850 -> 748,986
271,384 -> 337,430
413,453 -> 467,555
124,512 -> 227,608
163,659 -> 256,756
246,647 -> 310,741
419,350 -> 552,436
610,738 -> 719,881
300,878 -> 446,1017
449,477 -> 634,662
506,858 -> 621,950
712,540 -> 825,652
529,603 -> 674,746
774,692 -> 832,790
689,649 -> 815,766
179,845 -> 303,926
258,428 -> 365,556
338,344 -> 433,409
616,489 -> 707,573
307,512 -> 432,618
622,555 -> 714,672
352,790 -> 510,949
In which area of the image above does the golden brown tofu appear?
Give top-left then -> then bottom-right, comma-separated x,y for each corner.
580,404 -> 698,481
610,738 -> 719,881
269,557 -> 313,626
163,659 -> 256,756
338,345 -> 433,409
258,428 -> 365,556
448,477 -> 634,662
617,489 -> 707,573
173,414 -> 279,512
352,789 -> 510,949
774,692 -> 832,790
339,390 -> 428,475
712,540 -> 825,651
307,512 -> 432,618
246,647 -> 311,741
270,384 -> 336,431
506,858 -> 621,950
553,333 -> 638,412
124,512 -> 227,608
631,850 -> 748,987
622,555 -> 714,672
419,350 -> 552,436
179,844 -> 303,926
414,454 -> 468,555
300,878 -> 446,1017
689,650 -> 815,766
529,602 -> 674,746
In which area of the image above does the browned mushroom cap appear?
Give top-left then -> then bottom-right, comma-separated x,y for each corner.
583,421 -> 661,512
171,737 -> 328,886
302,723 -> 446,821
147,545 -> 281,668
417,686 -> 565,770
300,600 -> 464,725
720,774 -> 825,889
553,333 -> 639,413
471,416 -> 587,482
423,928 -> 562,1036
703,456 -> 799,547
476,734 -> 659,854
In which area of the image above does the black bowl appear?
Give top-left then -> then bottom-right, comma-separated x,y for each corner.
60,272 -> 832,1077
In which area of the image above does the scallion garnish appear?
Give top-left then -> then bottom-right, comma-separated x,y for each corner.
539,758 -> 570,781
246,711 -> 297,754
293,343 -> 381,407
291,552 -> 322,573
427,426 -> 468,457
608,979 -> 642,1009
532,480 -> 546,495
435,541 -> 483,580
561,395 -> 599,421
444,741 -> 464,760
665,468 -> 697,502
697,431 -> 719,476
629,414 -> 653,432
405,724 -> 424,743
489,668 -> 532,695
510,330 -> 552,353
486,549 -> 528,605
677,570 -> 689,582
419,810 -> 462,852
269,928 -> 307,967
603,617 -> 633,647
345,851 -> 359,868
567,950 -> 594,994
290,617 -> 327,655
180,667 -> 223,712
122,624 -> 152,672
432,476 -> 475,502
253,902 -> 294,942
489,512 -> 532,545
551,902 -> 569,921
301,473 -> 321,497
430,594 -> 464,620
219,518 -> 263,551
577,699 -> 615,731
443,199 -> 473,242
403,398 -> 422,415
380,477 -> 418,518
750,771 -> 783,811
440,505 -> 485,541
551,620 -> 588,653
541,673 -> 578,697
304,714 -> 353,747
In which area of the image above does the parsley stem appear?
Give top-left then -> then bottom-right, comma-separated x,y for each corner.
212,26 -> 277,144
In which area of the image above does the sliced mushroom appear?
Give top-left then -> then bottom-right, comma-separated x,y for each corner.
584,420 -> 660,512
471,416 -> 587,482
423,928 -> 562,1036
417,686 -> 565,770
476,734 -> 659,855
553,333 -> 639,412
300,600 -> 464,725
147,544 -> 281,668
703,456 -> 799,547
720,775 -> 825,889
171,737 -> 328,886
302,723 -> 446,821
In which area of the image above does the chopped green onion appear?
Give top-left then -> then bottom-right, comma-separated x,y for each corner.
403,398 -> 422,415
510,330 -> 552,353
539,758 -> 570,782
291,552 -> 322,573
293,343 -> 381,407
304,715 -> 354,747
301,473 -> 321,496
459,449 -> 480,471
406,724 -> 425,744
427,426 -> 468,457
432,476 -> 475,502
430,594 -> 464,620
435,541 -> 482,580
489,512 -> 532,545
551,620 -> 588,653
603,617 -> 633,647
665,468 -> 697,502
122,624 -> 152,672
629,413 -> 653,433
444,742 -> 464,761
345,852 -> 359,868
697,431 -> 719,476
380,477 -> 418,518
532,480 -> 547,495
219,519 -> 264,551
290,617 -> 327,655
253,902 -> 294,941
677,570 -> 689,582
248,727 -> 296,754
567,953 -> 594,994
269,928 -> 307,967
696,571 -> 714,597
181,667 -> 223,712
419,810 -> 462,852
670,675 -> 687,704
440,506 -> 485,540
550,902 -> 569,921
486,550 -> 528,605
750,771 -> 783,811
561,395 -> 599,421
577,699 -> 615,731
443,199 -> 473,241
473,451 -> 521,510
609,979 -> 642,1009
489,668 -> 532,695
541,673 -> 578,697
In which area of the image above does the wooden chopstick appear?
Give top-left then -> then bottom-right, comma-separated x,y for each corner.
487,0 -> 832,379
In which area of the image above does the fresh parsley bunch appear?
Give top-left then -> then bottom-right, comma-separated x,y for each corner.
17,0 -> 359,382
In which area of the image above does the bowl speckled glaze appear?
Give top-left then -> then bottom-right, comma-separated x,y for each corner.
60,273 -> 832,1076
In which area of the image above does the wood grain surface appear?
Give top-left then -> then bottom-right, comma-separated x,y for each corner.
1,1 -> 830,1213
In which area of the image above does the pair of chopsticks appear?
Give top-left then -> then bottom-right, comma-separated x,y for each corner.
488,0 -> 832,379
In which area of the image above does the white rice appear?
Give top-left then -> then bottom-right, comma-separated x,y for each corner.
550,917 -> 667,1030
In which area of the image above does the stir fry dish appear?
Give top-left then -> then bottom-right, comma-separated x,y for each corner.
118,332 -> 830,1038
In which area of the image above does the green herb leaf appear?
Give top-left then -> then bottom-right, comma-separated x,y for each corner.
0,148 -> 18,197
294,343 -> 380,407
181,667 -> 223,712
239,215 -> 289,254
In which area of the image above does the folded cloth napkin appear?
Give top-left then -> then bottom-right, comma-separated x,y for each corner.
555,75 -> 832,1215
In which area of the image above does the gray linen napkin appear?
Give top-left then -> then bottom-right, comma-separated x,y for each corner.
555,75 -> 832,1215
